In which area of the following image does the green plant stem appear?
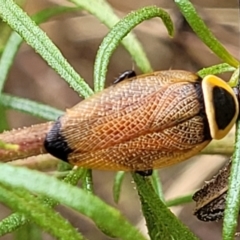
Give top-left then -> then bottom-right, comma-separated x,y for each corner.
223,121 -> 240,239
132,173 -> 198,240
166,194 -> 193,207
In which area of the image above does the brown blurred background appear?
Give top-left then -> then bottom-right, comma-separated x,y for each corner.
0,0 -> 239,239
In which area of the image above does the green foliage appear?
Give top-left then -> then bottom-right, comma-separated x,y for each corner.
0,0 -> 239,239
174,0 -> 239,68
93,6 -> 173,92
0,94 -> 63,120
70,0 -> 153,80
113,171 -> 125,203
132,174 -> 198,240
0,164 -> 146,240
223,120 -> 240,240
197,63 -> 236,78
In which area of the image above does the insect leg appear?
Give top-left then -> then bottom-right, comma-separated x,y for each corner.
113,70 -> 136,84
135,169 -> 153,177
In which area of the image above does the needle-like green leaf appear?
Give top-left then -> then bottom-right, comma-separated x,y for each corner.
197,63 -> 236,78
93,6 -> 174,91
70,0 -> 153,81
132,173 -> 198,240
0,164 -> 147,240
0,93 -> 63,120
175,0 -> 239,68
223,120 -> 240,239
0,183 -> 84,240
0,0 -> 93,97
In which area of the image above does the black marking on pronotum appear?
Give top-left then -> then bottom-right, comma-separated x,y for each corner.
44,117 -> 73,162
213,86 -> 236,130
113,70 -> 136,84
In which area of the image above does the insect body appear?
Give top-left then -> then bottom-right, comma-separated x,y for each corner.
193,160 -> 231,221
44,70 -> 238,172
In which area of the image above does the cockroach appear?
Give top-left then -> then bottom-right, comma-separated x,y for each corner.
0,70 -> 238,176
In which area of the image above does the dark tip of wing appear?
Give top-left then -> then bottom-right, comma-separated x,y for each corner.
44,118 -> 73,162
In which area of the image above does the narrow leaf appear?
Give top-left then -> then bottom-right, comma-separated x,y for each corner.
0,140 -> 19,150
132,173 -> 198,240
14,223 -> 42,240
0,6 -> 83,94
197,63 -> 236,78
0,167 -> 85,236
113,171 -> 125,203
0,0 -> 93,97
150,170 -> 164,201
0,93 -> 63,120
82,169 -> 94,193
223,120 -> 240,239
175,0 -> 239,68
0,105 -> 8,131
228,68 -> 239,87
0,184 -> 84,240
93,6 -> 174,91
70,0 -> 152,79
166,194 -> 193,207
0,164 -> 146,240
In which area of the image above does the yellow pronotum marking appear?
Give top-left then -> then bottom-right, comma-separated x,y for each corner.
202,75 -> 239,140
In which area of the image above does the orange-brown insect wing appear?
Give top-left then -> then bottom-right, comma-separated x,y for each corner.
67,139 -> 210,171
45,70 -> 208,169
67,116 -> 210,171
59,71 -> 201,153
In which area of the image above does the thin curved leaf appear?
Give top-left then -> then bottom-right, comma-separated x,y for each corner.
70,0 -> 153,80
223,120 -> 240,239
0,93 -> 63,120
0,164 -> 146,240
0,167 -> 85,236
166,194 -> 193,207
93,6 -> 174,91
0,6 -> 82,94
0,0 -> 93,97
175,0 -> 239,68
0,183 -> 84,240
150,170 -> 164,200
197,63 -> 236,78
113,171 -> 125,203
